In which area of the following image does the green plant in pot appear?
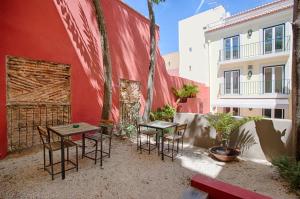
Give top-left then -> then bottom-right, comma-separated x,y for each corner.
205,113 -> 261,162
150,104 -> 176,122
172,84 -> 199,103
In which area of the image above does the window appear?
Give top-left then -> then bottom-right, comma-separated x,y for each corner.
224,70 -> 240,94
224,107 -> 230,113
224,36 -> 240,60
233,107 -> 239,116
263,65 -> 284,93
274,109 -> 284,119
263,109 -> 272,118
264,24 -> 285,54
262,109 -> 285,119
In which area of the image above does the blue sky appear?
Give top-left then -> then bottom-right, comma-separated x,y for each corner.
123,0 -> 274,55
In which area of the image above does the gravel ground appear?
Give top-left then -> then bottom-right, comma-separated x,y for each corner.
0,138 -> 297,199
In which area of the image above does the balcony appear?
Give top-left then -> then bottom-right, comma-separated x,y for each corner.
218,36 -> 291,63
219,79 -> 291,97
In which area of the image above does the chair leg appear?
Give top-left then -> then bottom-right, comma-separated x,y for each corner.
181,138 -> 184,155
148,135 -> 150,155
43,146 -> 46,171
95,140 -> 98,165
177,140 -> 179,153
167,140 -> 170,152
76,146 -> 79,171
67,147 -> 69,162
50,151 -> 54,180
137,133 -> 139,151
108,137 -> 112,158
139,133 -> 142,154
171,141 -> 175,162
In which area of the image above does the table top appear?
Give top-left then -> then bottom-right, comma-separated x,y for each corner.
139,120 -> 177,129
48,122 -> 99,137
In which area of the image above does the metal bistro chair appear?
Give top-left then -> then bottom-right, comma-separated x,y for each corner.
136,121 -> 159,154
37,126 -> 78,180
83,122 -> 113,166
162,124 -> 187,161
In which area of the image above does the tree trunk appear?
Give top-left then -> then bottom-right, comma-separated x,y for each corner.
93,0 -> 113,120
143,0 -> 157,122
293,0 -> 300,160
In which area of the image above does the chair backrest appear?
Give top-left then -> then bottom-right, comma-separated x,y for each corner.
176,124 -> 187,137
99,123 -> 114,136
37,126 -> 50,145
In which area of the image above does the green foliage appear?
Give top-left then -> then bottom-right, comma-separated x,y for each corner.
205,113 -> 261,146
272,156 -> 300,191
172,84 -> 199,99
152,0 -> 166,4
150,104 -> 176,121
119,123 -> 136,138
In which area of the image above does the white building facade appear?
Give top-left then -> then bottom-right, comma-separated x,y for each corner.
179,0 -> 293,119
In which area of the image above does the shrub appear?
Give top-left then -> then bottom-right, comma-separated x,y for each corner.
272,156 -> 300,191
205,113 -> 261,147
172,84 -> 199,99
150,104 -> 176,121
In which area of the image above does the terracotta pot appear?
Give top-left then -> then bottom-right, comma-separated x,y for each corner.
189,93 -> 196,98
208,146 -> 240,162
180,97 -> 187,103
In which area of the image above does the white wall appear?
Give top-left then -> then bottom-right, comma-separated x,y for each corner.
162,52 -> 179,71
178,6 -> 226,86
205,7 -> 293,113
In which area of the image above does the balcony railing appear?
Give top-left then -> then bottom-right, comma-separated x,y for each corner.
220,79 -> 291,96
219,36 -> 291,62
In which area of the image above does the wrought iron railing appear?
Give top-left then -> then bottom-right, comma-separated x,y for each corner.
219,36 -> 291,62
220,79 -> 291,96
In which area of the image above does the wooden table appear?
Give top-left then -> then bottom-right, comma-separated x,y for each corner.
48,122 -> 99,179
139,120 -> 177,160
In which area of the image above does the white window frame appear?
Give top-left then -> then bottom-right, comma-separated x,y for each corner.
263,24 -> 285,54
224,70 -> 240,95
223,35 -> 240,60
263,65 -> 285,94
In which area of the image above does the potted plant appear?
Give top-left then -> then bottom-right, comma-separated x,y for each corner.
172,84 -> 199,103
150,104 -> 176,122
183,84 -> 199,98
205,113 -> 261,162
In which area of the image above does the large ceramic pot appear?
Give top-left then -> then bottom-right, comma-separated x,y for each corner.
209,146 -> 240,162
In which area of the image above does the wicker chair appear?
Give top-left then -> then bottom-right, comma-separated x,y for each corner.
83,123 -> 113,167
37,126 -> 78,180
136,121 -> 159,154
162,124 -> 187,161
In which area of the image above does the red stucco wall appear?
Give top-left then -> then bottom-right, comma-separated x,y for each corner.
0,0 -> 209,159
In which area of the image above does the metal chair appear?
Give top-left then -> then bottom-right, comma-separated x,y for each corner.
162,124 -> 187,161
83,123 -> 113,167
37,126 -> 78,180
136,121 -> 159,154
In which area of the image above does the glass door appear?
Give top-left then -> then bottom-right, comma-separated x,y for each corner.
224,71 -> 231,94
264,66 -> 284,93
224,70 -> 240,94
264,24 -> 284,54
224,36 -> 240,60
232,70 -> 240,94
224,38 -> 231,60
264,28 -> 273,54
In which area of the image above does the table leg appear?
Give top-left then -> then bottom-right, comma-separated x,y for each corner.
82,133 -> 85,159
100,131 -> 103,168
161,129 -> 164,161
61,136 -> 65,179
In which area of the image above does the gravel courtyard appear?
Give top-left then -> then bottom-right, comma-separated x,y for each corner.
0,138 -> 297,199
